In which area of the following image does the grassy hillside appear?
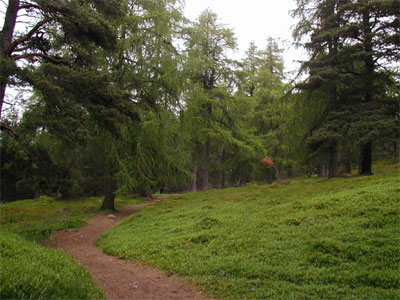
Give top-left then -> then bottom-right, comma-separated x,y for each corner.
0,196 -> 141,300
99,162 -> 400,299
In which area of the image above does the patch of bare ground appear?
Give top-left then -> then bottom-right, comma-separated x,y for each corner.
43,200 -> 210,300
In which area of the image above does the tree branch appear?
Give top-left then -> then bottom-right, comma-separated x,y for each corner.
18,1 -> 42,11
0,121 -> 32,157
8,18 -> 50,54
12,52 -> 73,67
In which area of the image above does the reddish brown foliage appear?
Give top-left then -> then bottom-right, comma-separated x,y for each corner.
261,157 -> 275,168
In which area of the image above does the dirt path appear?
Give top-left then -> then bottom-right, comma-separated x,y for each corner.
44,201 -> 209,300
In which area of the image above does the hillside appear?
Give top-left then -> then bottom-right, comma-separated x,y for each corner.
99,162 -> 400,299
0,162 -> 398,299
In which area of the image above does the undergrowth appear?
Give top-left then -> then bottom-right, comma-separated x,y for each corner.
99,162 -> 400,299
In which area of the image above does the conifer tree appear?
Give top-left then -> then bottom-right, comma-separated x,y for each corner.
184,9 -> 236,190
293,0 -> 399,176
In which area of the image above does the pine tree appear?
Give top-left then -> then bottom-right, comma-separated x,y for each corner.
293,0 -> 399,176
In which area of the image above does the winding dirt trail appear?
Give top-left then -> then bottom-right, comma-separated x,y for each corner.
44,200 -> 209,300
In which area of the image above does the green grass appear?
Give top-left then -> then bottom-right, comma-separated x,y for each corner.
0,195 -> 143,299
0,231 -> 105,300
0,196 -> 142,241
99,162 -> 400,299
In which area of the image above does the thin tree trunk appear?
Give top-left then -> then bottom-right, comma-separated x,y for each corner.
267,168 -> 274,184
318,162 -> 328,178
358,141 -> 373,175
101,177 -> 116,210
221,148 -> 226,189
0,0 -> 20,119
202,137 -> 210,190
188,152 -> 198,192
345,158 -> 352,175
328,141 -> 338,178
188,151 -> 197,192
287,164 -> 292,178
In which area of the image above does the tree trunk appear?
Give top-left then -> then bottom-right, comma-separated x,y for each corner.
328,141 -> 338,178
101,178 -> 116,210
287,164 -> 292,178
0,84 -> 7,119
345,158 -> 352,175
267,168 -> 274,184
358,141 -> 373,175
358,12 -> 374,176
201,137 -> 210,190
188,152 -> 198,192
318,162 -> 328,178
139,185 -> 152,198
0,0 -> 20,119
221,148 -> 226,189
246,172 -> 253,184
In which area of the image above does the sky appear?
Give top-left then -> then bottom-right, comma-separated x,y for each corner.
183,0 -> 306,74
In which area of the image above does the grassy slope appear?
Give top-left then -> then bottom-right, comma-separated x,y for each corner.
0,196 -> 142,300
99,163 -> 400,299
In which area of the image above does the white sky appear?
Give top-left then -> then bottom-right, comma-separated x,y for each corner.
183,0 -> 306,75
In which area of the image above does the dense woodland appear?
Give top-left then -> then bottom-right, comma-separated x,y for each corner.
1,0 -> 399,208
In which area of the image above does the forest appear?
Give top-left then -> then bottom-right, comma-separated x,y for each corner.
1,1 -> 399,300
0,0 -> 399,208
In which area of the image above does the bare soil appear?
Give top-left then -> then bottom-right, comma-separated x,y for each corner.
44,200 -> 209,300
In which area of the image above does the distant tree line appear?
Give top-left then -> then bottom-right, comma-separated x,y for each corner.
1,0 -> 398,207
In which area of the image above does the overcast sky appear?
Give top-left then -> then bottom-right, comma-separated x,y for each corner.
183,0 -> 305,74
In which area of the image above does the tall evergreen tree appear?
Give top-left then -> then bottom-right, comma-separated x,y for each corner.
293,0 -> 399,176
236,38 -> 288,181
184,9 -> 236,190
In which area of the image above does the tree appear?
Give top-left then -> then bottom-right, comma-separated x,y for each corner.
235,38 -> 289,181
292,0 -> 399,176
0,0 -> 122,119
184,9 -> 236,190
1,0 -> 186,209
96,0 -> 185,208
344,0 -> 399,174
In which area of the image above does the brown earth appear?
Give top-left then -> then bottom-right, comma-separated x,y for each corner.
43,200 -> 210,300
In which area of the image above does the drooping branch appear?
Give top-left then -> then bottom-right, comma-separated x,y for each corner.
7,18 -> 51,55
12,52 -> 73,67
17,2 -> 41,11
0,121 -> 32,156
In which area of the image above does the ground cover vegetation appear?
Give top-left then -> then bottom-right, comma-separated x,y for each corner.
0,195 -> 142,299
99,162 -> 399,299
